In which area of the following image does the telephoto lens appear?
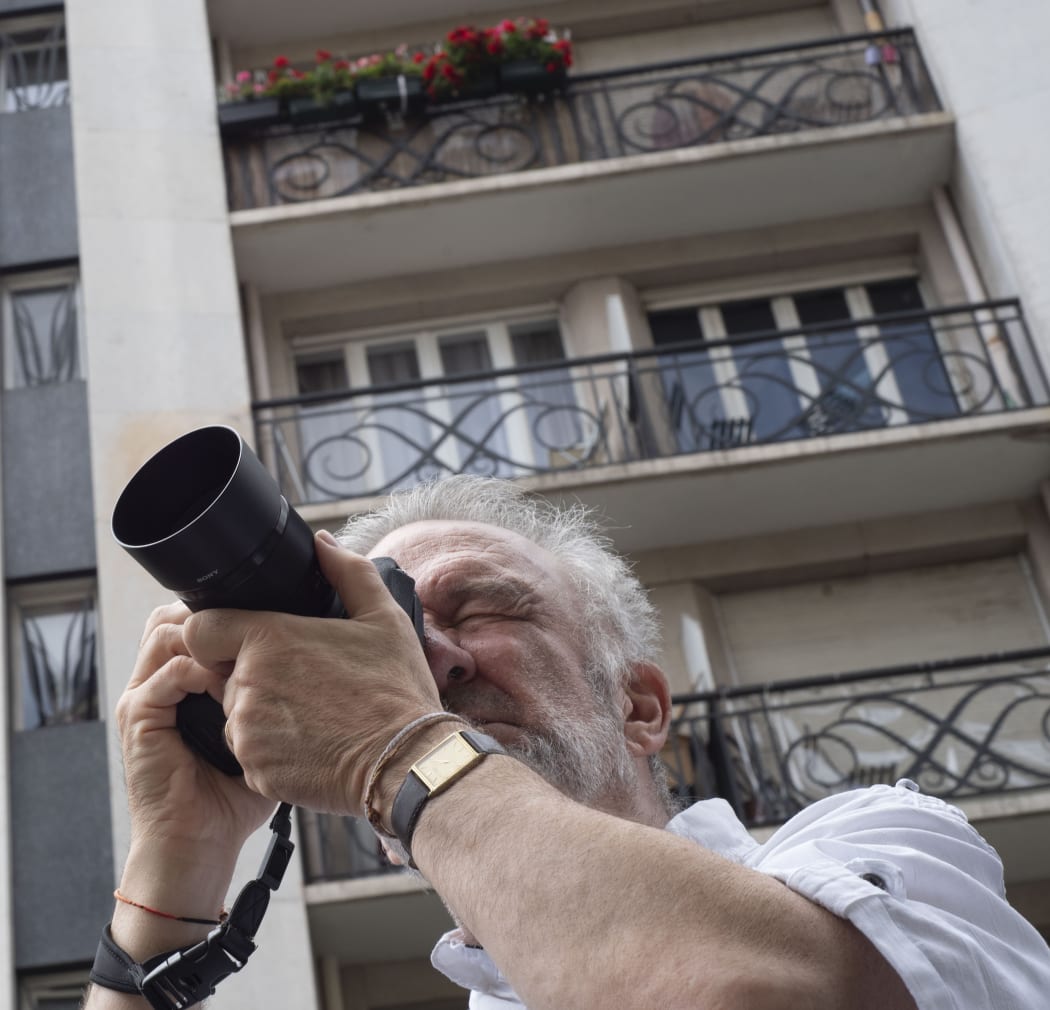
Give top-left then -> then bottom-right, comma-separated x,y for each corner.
112,425 -> 423,775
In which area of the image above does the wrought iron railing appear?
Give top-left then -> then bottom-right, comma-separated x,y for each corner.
300,647 -> 1050,882
666,647 -> 1050,826
255,299 -> 1047,507
224,29 -> 938,210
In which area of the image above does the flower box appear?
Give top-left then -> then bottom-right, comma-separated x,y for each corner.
356,74 -> 426,121
498,60 -> 567,96
288,90 -> 360,125
217,97 -> 283,136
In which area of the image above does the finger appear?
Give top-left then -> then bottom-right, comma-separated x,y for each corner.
118,655 -> 227,734
182,609 -> 256,672
315,531 -> 401,622
139,601 -> 191,646
126,623 -> 192,691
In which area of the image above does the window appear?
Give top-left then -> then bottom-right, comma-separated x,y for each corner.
9,579 -> 98,731
19,970 -> 87,1010
0,16 -> 69,113
283,314 -> 575,501
648,277 -> 961,452
1,270 -> 83,389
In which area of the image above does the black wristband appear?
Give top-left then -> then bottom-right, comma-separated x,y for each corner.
90,923 -> 144,994
390,729 -> 505,862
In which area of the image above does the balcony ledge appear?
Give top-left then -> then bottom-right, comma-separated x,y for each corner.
229,111 -> 954,293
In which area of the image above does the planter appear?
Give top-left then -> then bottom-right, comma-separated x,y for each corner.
288,90 -> 360,126
217,97 -> 283,136
356,74 -> 426,122
498,60 -> 567,96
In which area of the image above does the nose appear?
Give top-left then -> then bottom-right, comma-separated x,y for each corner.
425,625 -> 477,694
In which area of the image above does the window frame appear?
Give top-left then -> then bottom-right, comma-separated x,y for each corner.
0,266 -> 85,390
0,12 -> 70,114
8,575 -> 99,732
282,306 -> 574,499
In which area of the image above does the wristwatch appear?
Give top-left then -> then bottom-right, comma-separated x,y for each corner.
391,729 -> 505,860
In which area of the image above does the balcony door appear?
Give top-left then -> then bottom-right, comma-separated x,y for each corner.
289,318 -> 572,501
648,277 -> 959,453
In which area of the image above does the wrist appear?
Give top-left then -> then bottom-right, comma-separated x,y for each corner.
111,842 -> 235,961
368,717 -> 472,834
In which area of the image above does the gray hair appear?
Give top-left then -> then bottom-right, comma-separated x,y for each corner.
336,476 -> 660,699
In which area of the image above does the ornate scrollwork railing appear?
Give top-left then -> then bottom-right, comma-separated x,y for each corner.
223,29 -> 939,210
665,647 -> 1050,827
253,299 -> 1047,508
301,647 -> 1050,881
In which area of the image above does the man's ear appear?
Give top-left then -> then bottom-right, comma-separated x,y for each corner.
622,661 -> 672,758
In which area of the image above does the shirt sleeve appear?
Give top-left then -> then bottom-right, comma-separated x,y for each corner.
747,779 -> 1050,1010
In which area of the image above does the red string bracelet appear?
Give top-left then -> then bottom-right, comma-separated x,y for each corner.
113,889 -> 227,926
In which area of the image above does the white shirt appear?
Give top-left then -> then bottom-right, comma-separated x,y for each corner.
431,780 -> 1050,1009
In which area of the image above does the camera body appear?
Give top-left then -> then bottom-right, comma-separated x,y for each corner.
112,425 -> 424,775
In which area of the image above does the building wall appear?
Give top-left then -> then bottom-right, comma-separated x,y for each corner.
879,0 -> 1050,369
61,0 -> 319,1003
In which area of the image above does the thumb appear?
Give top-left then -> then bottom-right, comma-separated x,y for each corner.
314,530 -> 401,624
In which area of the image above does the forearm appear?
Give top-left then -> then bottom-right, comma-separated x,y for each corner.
394,744 -> 913,1010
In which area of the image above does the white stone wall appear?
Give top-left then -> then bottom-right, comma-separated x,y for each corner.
880,0 -> 1050,368
64,1 -> 317,1006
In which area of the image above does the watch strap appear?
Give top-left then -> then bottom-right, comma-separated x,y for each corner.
390,729 -> 504,861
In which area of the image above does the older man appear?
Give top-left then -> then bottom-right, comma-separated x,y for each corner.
87,477 -> 1049,1009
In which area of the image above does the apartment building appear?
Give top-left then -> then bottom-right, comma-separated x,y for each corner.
2,0 -> 1049,1007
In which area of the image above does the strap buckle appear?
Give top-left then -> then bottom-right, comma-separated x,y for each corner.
139,922 -> 255,1010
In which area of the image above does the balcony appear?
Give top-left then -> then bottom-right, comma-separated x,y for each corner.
256,299 -> 1050,545
300,646 -> 1050,885
226,30 -> 954,291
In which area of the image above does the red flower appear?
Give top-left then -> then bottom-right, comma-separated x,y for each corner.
546,61 -> 558,73
267,68 -> 279,82
412,51 -> 426,63
499,19 -> 517,33
535,18 -> 550,34
315,49 -> 332,62
486,39 -> 502,55
334,59 -> 350,70
273,55 -> 290,68
422,59 -> 437,81
291,68 -> 305,79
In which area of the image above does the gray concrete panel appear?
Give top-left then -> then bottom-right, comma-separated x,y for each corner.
2,379 -> 96,578
0,106 -> 78,268
10,720 -> 114,968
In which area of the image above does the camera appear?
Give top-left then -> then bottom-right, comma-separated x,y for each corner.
112,425 -> 424,775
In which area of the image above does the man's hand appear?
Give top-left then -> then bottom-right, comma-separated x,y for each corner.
181,532 -> 442,815
117,601 -> 275,854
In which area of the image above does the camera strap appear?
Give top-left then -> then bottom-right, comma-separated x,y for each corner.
91,803 -> 294,1010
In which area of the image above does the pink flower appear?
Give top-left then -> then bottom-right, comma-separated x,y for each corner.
235,69 -> 252,83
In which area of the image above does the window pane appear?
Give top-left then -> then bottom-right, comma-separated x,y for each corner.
509,322 -> 586,466
18,598 -> 98,730
6,284 -> 79,388
295,354 -> 348,394
795,289 -> 883,433
722,298 -> 805,441
367,343 -> 420,386
1,24 -> 70,112
649,308 -> 732,451
439,333 -> 510,476
867,279 -> 957,421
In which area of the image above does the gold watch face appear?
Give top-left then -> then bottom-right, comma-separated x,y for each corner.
413,733 -> 481,793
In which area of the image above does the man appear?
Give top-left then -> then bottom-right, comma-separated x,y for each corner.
86,476 -> 1049,1009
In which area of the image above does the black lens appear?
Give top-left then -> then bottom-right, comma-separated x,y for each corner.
111,425 -> 341,619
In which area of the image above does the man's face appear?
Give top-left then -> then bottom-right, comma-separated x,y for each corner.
370,520 -> 635,807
